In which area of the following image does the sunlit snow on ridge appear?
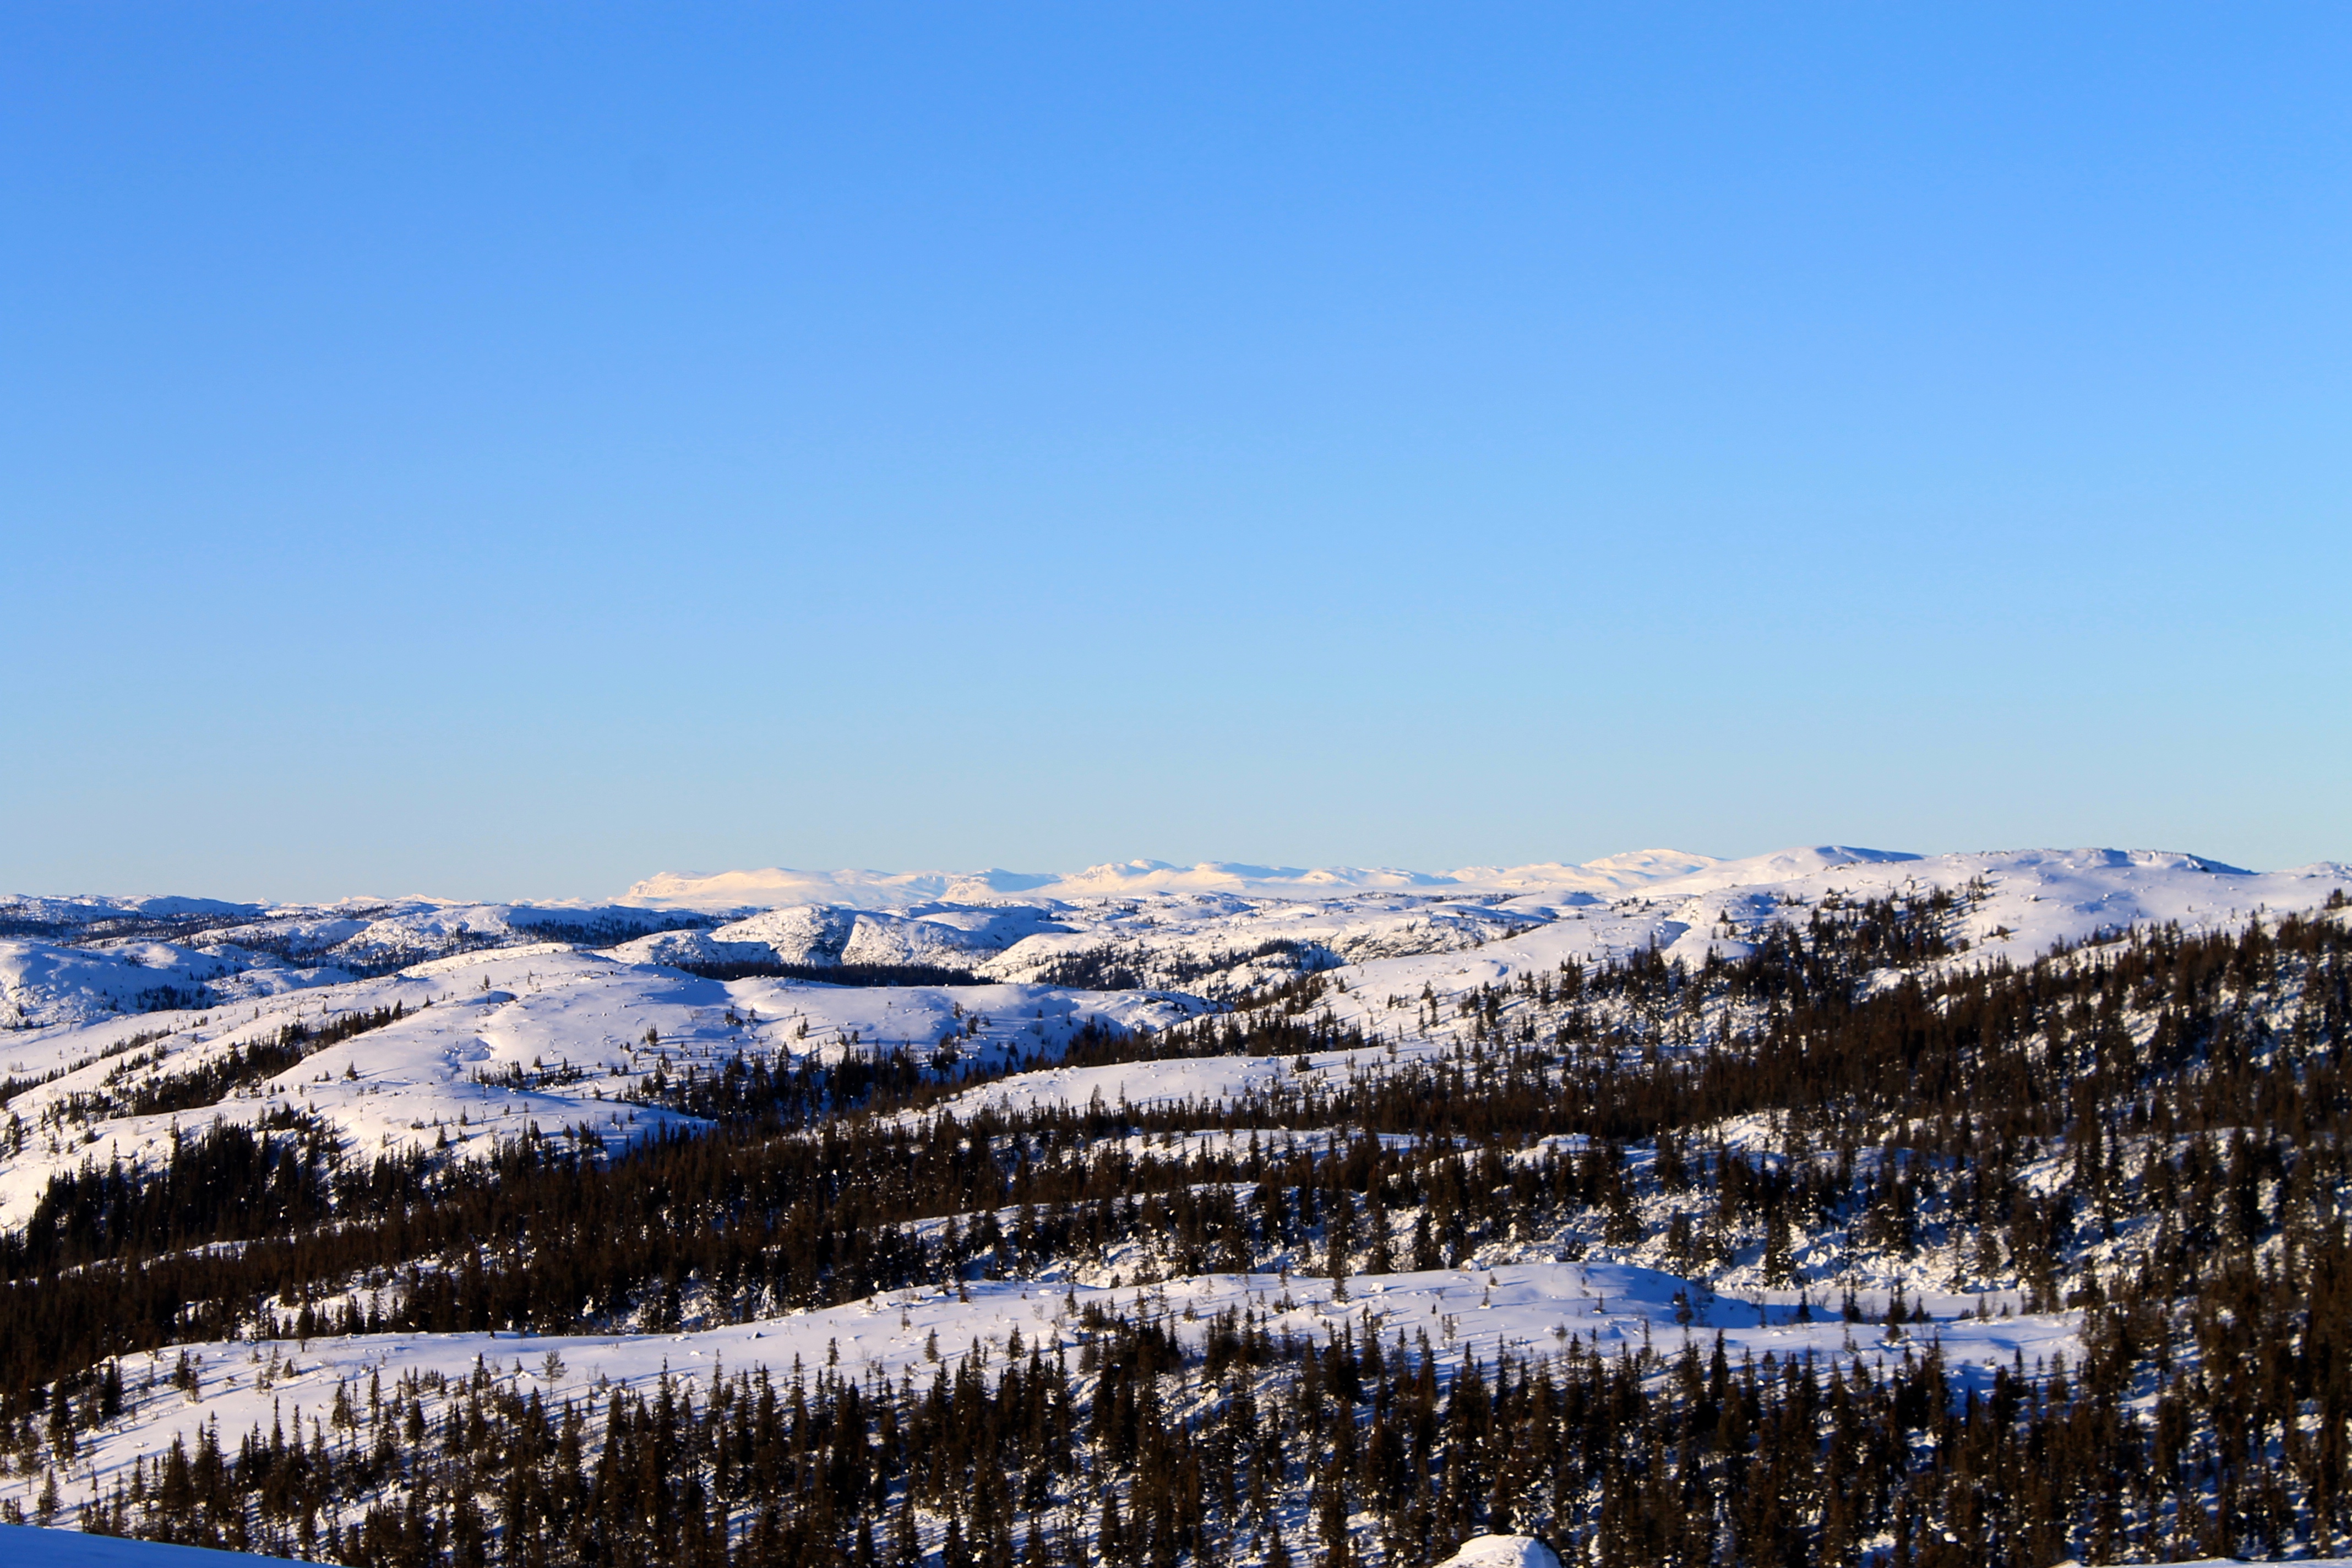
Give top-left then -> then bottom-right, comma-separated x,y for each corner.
618,850 -> 1774,909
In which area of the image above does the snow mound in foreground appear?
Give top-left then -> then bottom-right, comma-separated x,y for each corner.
1435,1536 -> 1565,1568
2,1526 -> 306,1567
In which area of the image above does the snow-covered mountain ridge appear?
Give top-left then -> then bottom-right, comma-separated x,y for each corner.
11,846 -> 2342,1033
619,848 -> 1752,908
1,843 -> 2340,1237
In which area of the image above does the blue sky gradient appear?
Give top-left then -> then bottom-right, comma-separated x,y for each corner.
4,4 -> 2347,900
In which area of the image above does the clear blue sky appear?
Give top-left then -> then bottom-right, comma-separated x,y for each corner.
4,4 -> 2346,901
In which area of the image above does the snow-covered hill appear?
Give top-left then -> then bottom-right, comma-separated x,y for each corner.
4,842 -> 2349,1568
0,900 -> 704,1029
18,846 -> 2340,1031
1434,1538 -> 1565,1568
6,847 -> 2345,1231
3,1525 -> 307,1566
618,845 -> 2352,995
1,1260 -> 2086,1545
0,945 -> 1204,1229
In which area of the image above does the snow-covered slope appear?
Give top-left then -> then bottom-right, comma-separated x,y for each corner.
620,843 -> 2348,998
23,845 -> 2335,1032
698,901 -> 1079,971
0,940 -> 339,1031
4,842 -> 2348,1567
0,901 -> 704,1028
1314,845 -> 2350,1030
3,1526 -> 307,1566
0,1260 -> 2086,1539
1434,1537 -> 1565,1568
0,895 -> 263,929
0,945 -> 1205,1228
7,846 -> 2345,1228
917,847 -> 2351,1123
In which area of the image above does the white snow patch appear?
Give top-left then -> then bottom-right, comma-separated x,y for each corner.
1434,1536 -> 1565,1568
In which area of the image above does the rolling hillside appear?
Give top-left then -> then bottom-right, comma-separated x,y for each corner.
2,846 -> 2346,1568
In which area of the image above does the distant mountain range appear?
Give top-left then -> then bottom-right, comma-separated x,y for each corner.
618,847 -> 1875,907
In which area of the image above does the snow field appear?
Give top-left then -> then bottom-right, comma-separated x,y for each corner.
2,1525 -> 310,1566
1432,1537 -> 1564,1568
